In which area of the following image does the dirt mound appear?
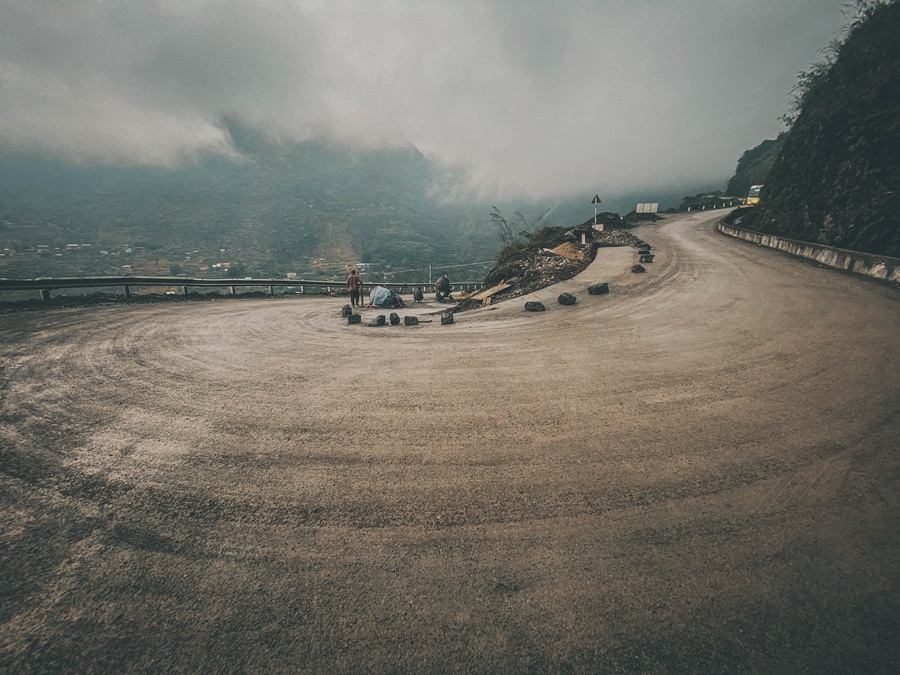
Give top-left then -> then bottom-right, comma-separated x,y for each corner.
456,229 -> 648,312
551,242 -> 586,260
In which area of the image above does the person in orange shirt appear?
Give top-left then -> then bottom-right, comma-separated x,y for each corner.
346,269 -> 363,307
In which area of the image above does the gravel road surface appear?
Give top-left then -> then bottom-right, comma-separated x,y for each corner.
2,211 -> 899,672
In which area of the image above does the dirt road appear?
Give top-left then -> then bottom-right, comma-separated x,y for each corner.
2,211 -> 899,672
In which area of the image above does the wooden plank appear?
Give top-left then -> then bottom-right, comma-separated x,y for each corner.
470,282 -> 511,301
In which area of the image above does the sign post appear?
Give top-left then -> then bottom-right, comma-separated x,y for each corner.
591,194 -> 602,231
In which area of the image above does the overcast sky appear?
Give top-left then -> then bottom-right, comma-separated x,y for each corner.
0,0 -> 850,198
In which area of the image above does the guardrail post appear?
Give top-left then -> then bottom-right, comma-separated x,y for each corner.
124,285 -> 131,299
300,286 -> 304,294
182,286 -> 188,296
230,286 -> 236,295
269,285 -> 274,295
39,289 -> 51,302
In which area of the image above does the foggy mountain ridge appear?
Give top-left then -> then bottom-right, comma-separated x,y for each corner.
0,117 -> 725,279
0,124 -> 496,278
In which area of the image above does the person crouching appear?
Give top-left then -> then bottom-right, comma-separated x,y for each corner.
434,274 -> 453,302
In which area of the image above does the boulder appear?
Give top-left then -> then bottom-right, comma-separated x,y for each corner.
347,313 -> 361,324
587,283 -> 609,295
403,315 -> 419,326
341,304 -> 353,317
631,264 -> 646,273
557,292 -> 577,305
440,311 -> 455,325
389,312 -> 401,325
524,301 -> 546,312
639,254 -> 655,263
368,314 -> 386,326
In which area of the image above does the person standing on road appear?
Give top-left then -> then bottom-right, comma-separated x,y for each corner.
346,269 -> 362,307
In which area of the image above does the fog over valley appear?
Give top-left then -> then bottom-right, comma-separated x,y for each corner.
1,0 -> 848,200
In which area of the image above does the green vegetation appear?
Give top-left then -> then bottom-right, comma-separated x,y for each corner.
746,0 -> 900,257
488,206 -> 561,264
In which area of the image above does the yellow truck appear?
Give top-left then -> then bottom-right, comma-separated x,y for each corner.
746,185 -> 763,206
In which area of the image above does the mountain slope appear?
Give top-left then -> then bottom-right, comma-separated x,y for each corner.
0,122 -> 497,278
748,1 -> 900,257
726,134 -> 785,199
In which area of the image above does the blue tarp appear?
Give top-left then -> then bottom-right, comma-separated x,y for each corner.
369,285 -> 404,308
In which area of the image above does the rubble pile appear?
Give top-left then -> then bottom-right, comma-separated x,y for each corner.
452,247 -> 589,311
593,230 -> 646,248
455,226 -> 649,313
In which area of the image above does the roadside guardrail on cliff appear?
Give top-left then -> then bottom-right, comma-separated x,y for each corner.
717,219 -> 900,284
0,276 -> 484,302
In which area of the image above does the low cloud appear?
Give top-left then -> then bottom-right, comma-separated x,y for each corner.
0,0 -> 848,197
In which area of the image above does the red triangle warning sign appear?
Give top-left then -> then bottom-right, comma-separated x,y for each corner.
591,194 -> 602,204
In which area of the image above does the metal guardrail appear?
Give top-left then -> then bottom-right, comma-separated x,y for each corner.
0,275 -> 484,302
717,220 -> 900,284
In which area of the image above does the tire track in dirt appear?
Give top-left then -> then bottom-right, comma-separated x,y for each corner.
2,211 -> 899,672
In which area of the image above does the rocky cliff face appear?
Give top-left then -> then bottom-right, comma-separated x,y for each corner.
750,1 -> 899,257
